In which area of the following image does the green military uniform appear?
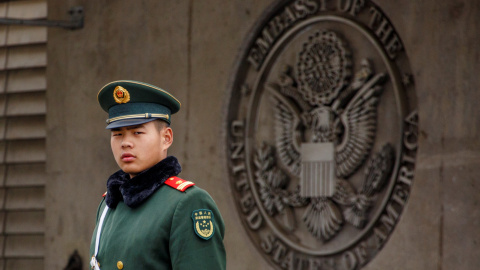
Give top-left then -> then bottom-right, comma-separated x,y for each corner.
90,81 -> 226,269
89,157 -> 225,270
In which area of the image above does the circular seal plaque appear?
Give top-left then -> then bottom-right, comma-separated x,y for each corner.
225,1 -> 418,269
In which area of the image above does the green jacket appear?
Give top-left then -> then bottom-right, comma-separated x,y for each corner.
89,157 -> 226,270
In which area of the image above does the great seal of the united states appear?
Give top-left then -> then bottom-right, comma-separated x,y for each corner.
224,1 -> 418,269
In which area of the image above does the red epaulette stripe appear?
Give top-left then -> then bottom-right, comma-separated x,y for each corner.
164,176 -> 195,192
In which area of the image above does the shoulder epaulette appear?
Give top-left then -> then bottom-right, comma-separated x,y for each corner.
165,176 -> 195,192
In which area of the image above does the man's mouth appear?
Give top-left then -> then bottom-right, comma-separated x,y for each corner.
121,153 -> 136,162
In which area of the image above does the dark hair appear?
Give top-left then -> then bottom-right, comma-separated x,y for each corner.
154,119 -> 170,131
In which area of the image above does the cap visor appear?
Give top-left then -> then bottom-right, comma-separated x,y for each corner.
106,118 -> 158,129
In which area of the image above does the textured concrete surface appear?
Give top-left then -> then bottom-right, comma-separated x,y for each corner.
46,0 -> 480,269
365,1 -> 480,270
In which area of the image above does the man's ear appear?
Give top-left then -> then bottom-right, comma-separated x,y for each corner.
163,127 -> 173,148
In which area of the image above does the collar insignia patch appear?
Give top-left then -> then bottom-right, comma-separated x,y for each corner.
113,86 -> 130,104
164,176 -> 195,192
192,209 -> 215,240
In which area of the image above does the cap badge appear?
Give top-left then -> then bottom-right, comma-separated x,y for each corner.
192,209 -> 215,240
113,86 -> 130,104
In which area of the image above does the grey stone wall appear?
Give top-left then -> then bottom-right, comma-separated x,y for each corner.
45,0 -> 480,269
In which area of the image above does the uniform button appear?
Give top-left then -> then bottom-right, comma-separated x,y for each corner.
117,261 -> 124,269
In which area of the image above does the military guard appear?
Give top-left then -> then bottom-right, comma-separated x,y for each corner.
89,80 -> 226,269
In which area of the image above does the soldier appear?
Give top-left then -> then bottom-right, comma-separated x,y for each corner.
89,80 -> 226,269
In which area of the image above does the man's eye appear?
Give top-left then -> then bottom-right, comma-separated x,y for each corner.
134,131 -> 143,135
112,133 -> 122,136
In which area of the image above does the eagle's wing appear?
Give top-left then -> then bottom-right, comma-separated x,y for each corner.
267,85 -> 302,176
335,73 -> 386,178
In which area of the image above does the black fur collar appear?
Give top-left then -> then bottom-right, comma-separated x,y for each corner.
105,156 -> 182,208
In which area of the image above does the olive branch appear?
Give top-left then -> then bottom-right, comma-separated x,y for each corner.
254,142 -> 308,216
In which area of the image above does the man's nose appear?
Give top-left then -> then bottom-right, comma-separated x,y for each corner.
121,136 -> 133,148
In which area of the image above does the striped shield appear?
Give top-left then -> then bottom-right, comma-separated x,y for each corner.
300,142 -> 336,197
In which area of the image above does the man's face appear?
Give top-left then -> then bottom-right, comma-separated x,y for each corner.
110,121 -> 173,178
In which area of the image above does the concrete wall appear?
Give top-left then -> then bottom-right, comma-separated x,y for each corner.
45,0 -> 480,269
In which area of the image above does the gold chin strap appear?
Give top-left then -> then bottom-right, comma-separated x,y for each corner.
106,113 -> 169,124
